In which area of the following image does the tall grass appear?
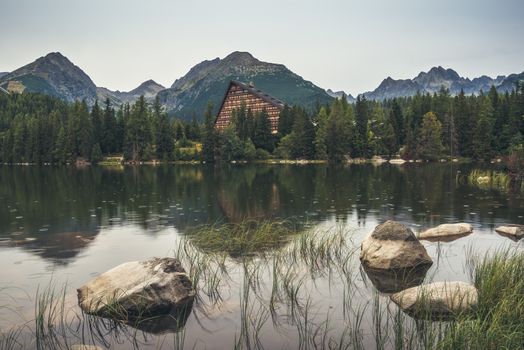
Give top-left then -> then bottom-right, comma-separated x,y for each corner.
1,222 -> 523,349
464,169 -> 512,191
437,249 -> 524,349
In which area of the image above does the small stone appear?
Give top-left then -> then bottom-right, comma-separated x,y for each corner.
495,225 -> 524,240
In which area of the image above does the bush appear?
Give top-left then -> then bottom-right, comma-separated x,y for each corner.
255,148 -> 271,160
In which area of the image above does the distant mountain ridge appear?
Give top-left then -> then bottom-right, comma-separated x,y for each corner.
326,89 -> 356,103
363,66 -> 523,100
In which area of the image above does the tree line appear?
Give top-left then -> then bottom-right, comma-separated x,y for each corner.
0,83 -> 523,165
0,93 -> 202,164
203,84 -> 524,163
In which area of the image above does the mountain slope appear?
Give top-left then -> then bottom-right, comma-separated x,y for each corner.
0,52 -> 98,104
158,51 -> 333,118
0,72 -> 8,79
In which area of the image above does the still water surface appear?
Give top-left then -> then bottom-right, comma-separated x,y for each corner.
0,164 -> 522,349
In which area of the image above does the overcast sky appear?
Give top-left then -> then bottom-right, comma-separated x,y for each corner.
1,0 -> 523,94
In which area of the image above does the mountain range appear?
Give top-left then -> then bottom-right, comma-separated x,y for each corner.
1,52 -> 523,118
363,66 -> 523,100
0,52 -> 333,118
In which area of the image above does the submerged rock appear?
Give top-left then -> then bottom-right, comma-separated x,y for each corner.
495,225 -> 524,241
390,281 -> 478,320
77,258 -> 195,321
362,264 -> 431,294
418,223 -> 473,241
360,221 -> 433,270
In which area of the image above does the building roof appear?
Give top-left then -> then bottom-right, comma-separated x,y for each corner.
216,80 -> 285,118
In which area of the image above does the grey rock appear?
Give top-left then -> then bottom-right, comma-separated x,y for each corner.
495,225 -> 524,240
419,223 -> 473,241
77,258 -> 195,318
390,281 -> 478,320
360,221 -> 432,270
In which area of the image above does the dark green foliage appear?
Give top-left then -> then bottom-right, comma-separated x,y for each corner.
202,102 -> 217,162
0,92 -> 202,164
354,95 -> 369,157
277,105 -> 294,137
153,97 -> 174,161
91,143 -> 102,163
416,112 -> 444,160
252,109 -> 274,152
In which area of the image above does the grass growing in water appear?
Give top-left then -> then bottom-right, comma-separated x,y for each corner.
184,219 -> 300,257
464,169 -> 512,191
438,249 -> 524,349
1,222 -> 524,349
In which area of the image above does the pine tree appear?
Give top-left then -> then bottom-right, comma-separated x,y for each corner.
252,109 -> 274,151
101,98 -> 116,154
354,95 -> 369,157
390,100 -> 404,146
473,96 -> 495,161
124,96 -> 152,161
278,105 -> 294,137
417,112 -> 443,161
154,98 -> 174,160
91,143 -> 103,163
314,107 -> 328,159
202,102 -> 216,162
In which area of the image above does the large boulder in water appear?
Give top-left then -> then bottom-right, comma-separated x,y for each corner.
418,223 -> 473,241
390,281 -> 478,320
77,258 -> 195,320
360,221 -> 433,270
495,225 -> 524,241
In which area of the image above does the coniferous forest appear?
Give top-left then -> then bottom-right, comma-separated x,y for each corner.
0,84 -> 523,168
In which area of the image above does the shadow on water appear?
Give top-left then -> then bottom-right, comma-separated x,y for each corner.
361,264 -> 432,294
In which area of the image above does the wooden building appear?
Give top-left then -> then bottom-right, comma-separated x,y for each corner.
215,81 -> 285,133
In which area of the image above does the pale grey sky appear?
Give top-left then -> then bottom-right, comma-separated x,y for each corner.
1,0 -> 523,95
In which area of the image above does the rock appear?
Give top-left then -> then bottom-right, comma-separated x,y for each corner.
362,264 -> 431,294
389,159 -> 406,164
390,281 -> 478,320
477,176 -> 490,184
495,225 -> 524,241
418,223 -> 473,241
360,221 -> 433,270
71,345 -> 103,350
77,258 -> 195,319
371,156 -> 388,164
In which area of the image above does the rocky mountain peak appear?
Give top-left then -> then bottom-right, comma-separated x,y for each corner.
223,51 -> 258,64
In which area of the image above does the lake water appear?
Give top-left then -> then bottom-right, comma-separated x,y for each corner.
0,163 -> 522,349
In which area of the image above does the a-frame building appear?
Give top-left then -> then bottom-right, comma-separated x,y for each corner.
214,81 -> 285,134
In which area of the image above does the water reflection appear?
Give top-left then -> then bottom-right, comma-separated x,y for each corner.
0,163 -> 522,265
362,264 -> 431,294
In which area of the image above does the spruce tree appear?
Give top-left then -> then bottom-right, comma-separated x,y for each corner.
202,102 -> 216,162
417,112 -> 443,161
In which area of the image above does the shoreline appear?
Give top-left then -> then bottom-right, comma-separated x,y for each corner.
0,157 -> 494,167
